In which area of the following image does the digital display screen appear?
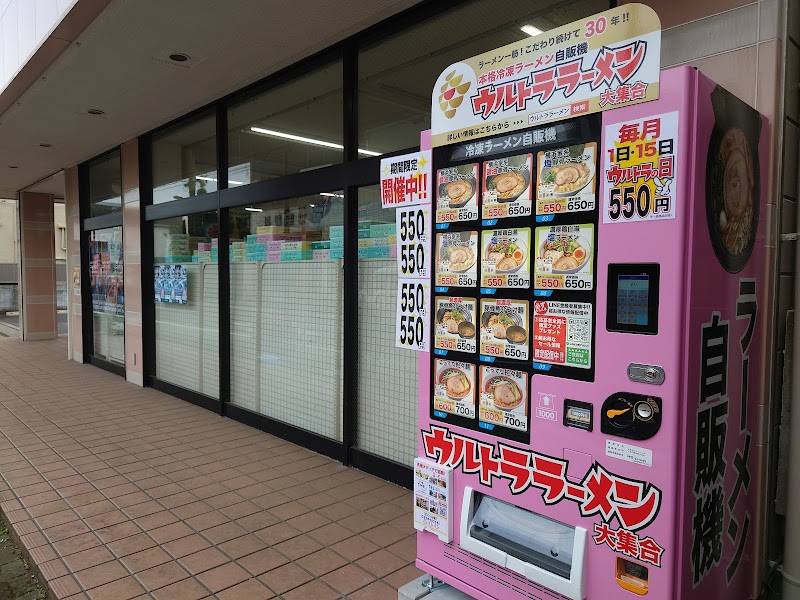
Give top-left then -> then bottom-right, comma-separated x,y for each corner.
617,275 -> 650,326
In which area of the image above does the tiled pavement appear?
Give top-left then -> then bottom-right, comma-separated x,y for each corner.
0,337 -> 422,599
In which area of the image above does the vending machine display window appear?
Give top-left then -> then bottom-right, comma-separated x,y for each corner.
606,263 -> 660,335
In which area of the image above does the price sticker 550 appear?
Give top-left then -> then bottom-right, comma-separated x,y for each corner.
399,281 -> 426,314
398,208 -> 428,243
400,243 -> 426,276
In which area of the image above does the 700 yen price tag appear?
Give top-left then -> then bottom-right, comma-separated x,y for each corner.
396,278 -> 429,351
396,207 -> 431,279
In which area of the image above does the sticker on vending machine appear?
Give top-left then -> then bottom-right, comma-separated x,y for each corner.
536,143 -> 597,217
435,231 -> 478,288
481,228 -> 531,289
434,359 -> 476,419
434,297 -> 477,354
479,366 -> 528,434
532,300 -> 592,369
479,299 -> 529,361
534,224 -> 594,291
482,154 -> 533,220
436,164 -> 479,225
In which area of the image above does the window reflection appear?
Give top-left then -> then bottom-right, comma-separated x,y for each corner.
152,115 -> 217,205
88,153 -> 122,217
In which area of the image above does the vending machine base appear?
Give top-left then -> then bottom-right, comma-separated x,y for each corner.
398,575 -> 474,600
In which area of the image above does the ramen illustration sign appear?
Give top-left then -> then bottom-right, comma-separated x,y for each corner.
602,111 -> 679,223
430,4 -> 661,147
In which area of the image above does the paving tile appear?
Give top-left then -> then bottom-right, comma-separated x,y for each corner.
36,509 -> 81,529
308,522 -> 354,546
238,548 -> 289,576
258,563 -> 313,595
52,532 -> 103,557
61,545 -> 116,572
171,501 -> 214,520
74,559 -> 128,590
296,548 -> 348,577
150,578 -> 210,600
120,547 -> 172,573
149,521 -> 193,544
202,521 -> 248,545
347,579 -> 399,600
281,580 -> 341,600
134,511 -> 178,530
163,534 -> 212,559
235,511 -> 279,533
45,521 -> 91,543
267,502 -> 309,521
382,563 -> 425,588
215,578 -> 274,600
85,510 -> 129,530
75,500 -> 117,519
356,548 -> 408,578
50,574 -> 82,599
107,533 -> 157,558
273,534 -> 323,560
321,563 -> 375,595
330,535 -> 380,561
135,560 -> 191,591
216,533 -> 267,560
360,524 -> 407,548
386,535 -> 416,562
40,557 -> 70,581
254,522 -> 300,546
86,575 -> 146,600
185,511 -> 228,531
179,547 -> 229,574
96,521 -> 142,543
195,562 -> 250,593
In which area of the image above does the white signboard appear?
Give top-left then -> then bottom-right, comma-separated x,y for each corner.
414,458 -> 454,542
396,278 -> 429,351
602,111 -> 679,223
396,206 -> 432,279
381,150 -> 433,208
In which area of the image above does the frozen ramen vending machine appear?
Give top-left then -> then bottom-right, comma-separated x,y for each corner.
414,6 -> 770,600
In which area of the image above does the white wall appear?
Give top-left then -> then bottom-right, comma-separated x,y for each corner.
0,0 -> 77,94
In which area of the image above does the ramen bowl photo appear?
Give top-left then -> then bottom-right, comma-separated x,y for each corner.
486,169 -> 531,203
540,160 -> 594,197
481,311 -> 522,340
539,235 -> 591,274
440,176 -> 477,208
485,237 -> 527,274
484,376 -> 523,411
442,244 -> 476,273
440,368 -> 472,401
436,306 -> 473,334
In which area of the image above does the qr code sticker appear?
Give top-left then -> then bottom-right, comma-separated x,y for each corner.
567,318 -> 591,343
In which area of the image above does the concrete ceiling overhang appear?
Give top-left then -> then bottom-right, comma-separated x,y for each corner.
0,0 -> 421,196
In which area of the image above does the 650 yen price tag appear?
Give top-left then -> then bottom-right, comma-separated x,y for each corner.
396,207 -> 431,279
396,278 -> 429,351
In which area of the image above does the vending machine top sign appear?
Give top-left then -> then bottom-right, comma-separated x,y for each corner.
430,3 -> 662,148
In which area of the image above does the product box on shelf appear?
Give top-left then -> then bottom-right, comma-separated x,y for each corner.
313,249 -> 331,261
330,248 -> 344,260
281,241 -> 313,251
281,250 -> 313,261
370,223 -> 396,238
312,241 -> 331,250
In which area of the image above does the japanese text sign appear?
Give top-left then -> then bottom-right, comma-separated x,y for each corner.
603,112 -> 678,223
381,150 -> 432,208
414,458 -> 453,542
431,4 -> 661,147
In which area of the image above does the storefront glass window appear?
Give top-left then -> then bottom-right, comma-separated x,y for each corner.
88,152 -> 122,217
357,0 -> 608,155
152,115 -> 217,205
227,60 -> 345,185
90,226 -> 125,367
153,211 -> 219,397
355,186 -> 417,465
228,193 -> 344,440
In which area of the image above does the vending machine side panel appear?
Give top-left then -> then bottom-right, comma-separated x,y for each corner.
677,71 -> 769,600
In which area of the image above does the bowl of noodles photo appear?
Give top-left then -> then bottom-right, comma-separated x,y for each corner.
486,169 -> 531,203
439,367 -> 472,401
538,235 -> 591,274
540,160 -> 594,198
439,176 -> 477,209
436,306 -> 475,339
441,244 -> 477,273
481,310 -> 524,341
485,237 -> 527,274
705,85 -> 761,273
484,376 -> 523,411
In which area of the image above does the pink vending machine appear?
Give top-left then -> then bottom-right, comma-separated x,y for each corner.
415,11 -> 769,600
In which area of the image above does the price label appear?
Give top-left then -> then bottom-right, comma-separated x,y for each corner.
396,278 -> 429,351
602,112 -> 679,224
397,207 -> 432,279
